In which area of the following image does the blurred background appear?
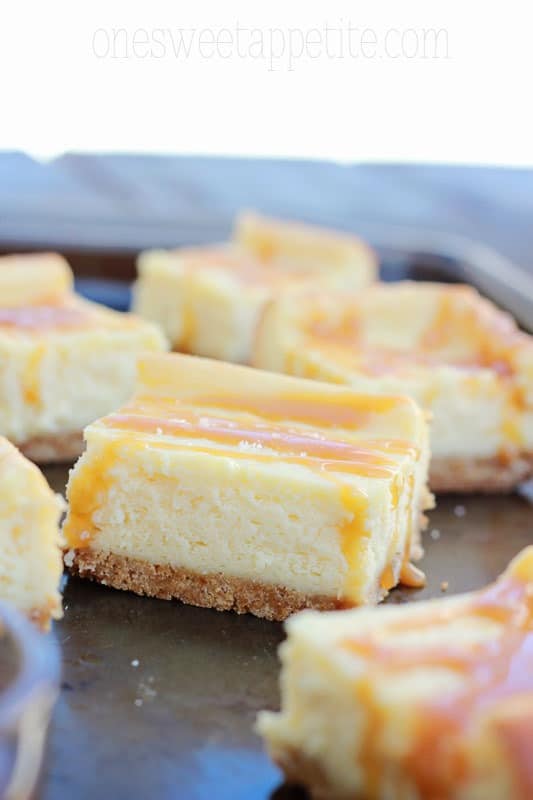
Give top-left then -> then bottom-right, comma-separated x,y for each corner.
1,0 -> 532,303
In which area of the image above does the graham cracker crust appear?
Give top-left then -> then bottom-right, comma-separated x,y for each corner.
18,431 -> 84,464
67,549 -> 341,622
430,453 -> 533,493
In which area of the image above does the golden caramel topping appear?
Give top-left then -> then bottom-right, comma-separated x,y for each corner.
22,345 -> 45,405
179,391 -> 407,429
103,410 -> 403,477
379,564 -> 397,593
399,561 -> 427,588
343,550 -> 533,799
0,304 -> 93,331
301,287 -> 526,378
63,441 -> 123,548
136,354 -> 419,433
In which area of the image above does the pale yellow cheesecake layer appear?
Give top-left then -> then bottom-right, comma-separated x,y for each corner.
258,547 -> 533,800
0,436 -> 63,627
133,212 -> 376,363
63,354 -> 431,619
0,253 -> 167,459
254,282 -> 533,491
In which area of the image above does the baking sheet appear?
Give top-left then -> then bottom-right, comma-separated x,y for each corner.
37,245 -> 533,800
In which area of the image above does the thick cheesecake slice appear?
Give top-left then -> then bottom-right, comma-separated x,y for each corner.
0,253 -> 167,462
258,547 -> 533,800
62,354 -> 431,620
133,212 -> 376,363
254,282 -> 533,492
0,436 -> 63,628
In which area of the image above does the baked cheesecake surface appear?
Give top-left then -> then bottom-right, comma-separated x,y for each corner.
0,253 -> 167,461
0,436 -> 63,627
254,282 -> 533,492
133,212 -> 376,363
63,353 -> 431,620
258,547 -> 533,800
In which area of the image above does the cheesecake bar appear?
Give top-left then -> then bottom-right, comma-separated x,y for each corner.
133,212 -> 376,363
254,282 -> 533,492
0,436 -> 63,628
258,547 -> 533,800
0,252 -> 167,462
62,353 -> 431,620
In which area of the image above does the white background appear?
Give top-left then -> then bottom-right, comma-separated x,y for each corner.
0,0 -> 532,165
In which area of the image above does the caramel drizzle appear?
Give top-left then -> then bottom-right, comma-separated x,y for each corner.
0,304 -> 92,331
343,569 -> 533,799
132,390 -> 408,429
104,408 -> 415,476
302,291 -> 526,377
299,294 -> 531,455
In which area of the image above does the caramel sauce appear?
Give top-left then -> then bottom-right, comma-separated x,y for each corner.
101,413 -> 408,511
176,391 -> 408,429
178,302 -> 197,353
22,345 -> 45,405
298,291 -> 533,457
343,553 -> 533,799
308,307 -> 360,344
63,441 -> 123,548
379,564 -> 396,592
0,304 -> 93,331
379,474 -> 423,594
300,290 -> 523,378
399,561 -> 427,588
105,408 -> 413,471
